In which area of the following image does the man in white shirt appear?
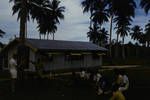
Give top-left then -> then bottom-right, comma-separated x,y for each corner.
9,54 -> 17,92
80,70 -> 86,79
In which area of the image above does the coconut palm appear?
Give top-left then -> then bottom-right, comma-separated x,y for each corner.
0,29 -> 5,37
87,25 -> 100,44
114,16 -> 132,59
145,20 -> 150,47
140,0 -> 150,46
139,34 -> 146,46
10,0 -> 65,40
81,0 -> 109,29
99,28 -> 108,47
10,0 -> 50,40
87,25 -> 108,46
81,0 -> 96,27
130,25 -> 143,43
114,16 -> 131,43
140,0 -> 150,14
49,0 -> 65,40
34,0 -> 65,40
107,0 -> 136,57
91,0 -> 109,28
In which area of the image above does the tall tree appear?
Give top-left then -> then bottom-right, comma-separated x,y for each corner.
81,0 -> 109,46
81,0 -> 96,27
145,20 -> 150,47
139,34 -> 146,46
87,25 -> 108,46
140,0 -> 150,14
107,0 -> 136,57
10,0 -> 48,40
130,25 -> 143,43
112,0 -> 136,59
87,25 -> 100,44
99,28 -> 108,47
10,0 -> 65,40
33,0 -> 65,40
0,29 -> 5,37
49,0 -> 65,40
91,0 -> 109,28
140,0 -> 150,46
114,16 -> 132,59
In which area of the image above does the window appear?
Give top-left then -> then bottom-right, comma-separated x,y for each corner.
48,54 -> 53,62
65,53 -> 84,61
92,53 -> 100,60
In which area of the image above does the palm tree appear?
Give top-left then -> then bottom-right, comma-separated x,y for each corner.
0,29 -> 5,37
140,0 -> 150,47
107,0 -> 121,57
10,0 -> 49,40
49,0 -> 65,40
112,0 -> 136,59
33,0 -> 65,40
10,0 -> 65,40
107,0 -> 136,57
139,34 -> 146,46
81,0 -> 109,47
145,20 -> 150,47
130,25 -> 143,43
114,16 -> 131,43
99,28 -> 108,47
114,16 -> 132,59
87,25 -> 100,44
140,0 -> 150,14
81,0 -> 96,27
87,25 -> 108,46
81,0 -> 109,28
91,0 -> 109,28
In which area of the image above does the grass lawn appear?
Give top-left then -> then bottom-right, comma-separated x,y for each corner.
0,66 -> 150,100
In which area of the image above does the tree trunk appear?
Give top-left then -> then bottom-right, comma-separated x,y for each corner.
47,33 -> 49,40
117,34 -> 119,43
53,33 -> 54,40
44,34 -> 46,39
20,0 -> 27,41
148,41 -> 150,47
122,36 -> 125,59
109,15 -> 113,57
25,21 -> 27,38
115,34 -> 119,58
39,34 -> 41,39
20,14 -> 26,40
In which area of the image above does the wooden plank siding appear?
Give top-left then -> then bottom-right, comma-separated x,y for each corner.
28,52 -> 102,71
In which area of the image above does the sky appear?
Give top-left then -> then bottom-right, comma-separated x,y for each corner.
0,0 -> 150,44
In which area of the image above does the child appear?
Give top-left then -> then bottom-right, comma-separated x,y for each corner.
119,70 -> 129,92
110,84 -> 126,100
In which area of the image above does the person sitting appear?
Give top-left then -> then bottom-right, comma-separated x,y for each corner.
80,70 -> 86,79
110,84 -> 126,100
97,75 -> 111,95
119,70 -> 129,92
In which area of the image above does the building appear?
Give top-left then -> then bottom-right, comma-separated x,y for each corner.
1,38 -> 107,72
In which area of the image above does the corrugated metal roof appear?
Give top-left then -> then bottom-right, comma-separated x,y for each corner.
26,38 -> 107,52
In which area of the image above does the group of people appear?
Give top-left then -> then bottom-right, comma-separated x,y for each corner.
79,69 -> 129,100
9,53 -> 129,100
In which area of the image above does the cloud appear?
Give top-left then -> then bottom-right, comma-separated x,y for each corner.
0,0 -> 91,44
0,0 -> 150,44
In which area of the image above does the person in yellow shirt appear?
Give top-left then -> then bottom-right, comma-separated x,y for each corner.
110,84 -> 126,100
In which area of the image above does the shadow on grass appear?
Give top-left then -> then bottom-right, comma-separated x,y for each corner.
0,66 -> 150,100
